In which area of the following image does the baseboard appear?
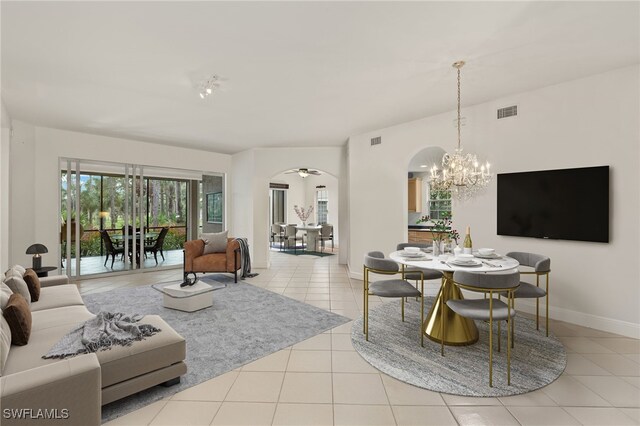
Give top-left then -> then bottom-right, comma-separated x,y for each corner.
347,262 -> 639,339
513,299 -> 640,339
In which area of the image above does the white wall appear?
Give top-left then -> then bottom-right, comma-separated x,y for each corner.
0,99 -> 12,270
7,125 -> 232,269
348,65 -> 640,337
9,120 -> 36,267
230,146 -> 348,268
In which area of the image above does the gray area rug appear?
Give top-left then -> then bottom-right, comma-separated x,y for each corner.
82,275 -> 349,422
351,297 -> 566,397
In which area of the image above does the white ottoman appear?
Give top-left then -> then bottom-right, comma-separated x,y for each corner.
160,281 -> 215,312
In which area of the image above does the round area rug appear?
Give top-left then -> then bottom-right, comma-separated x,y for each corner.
351,297 -> 566,397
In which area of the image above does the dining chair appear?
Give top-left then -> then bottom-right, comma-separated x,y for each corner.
443,270 -> 519,387
505,251 -> 551,336
270,223 -> 284,249
396,242 -> 443,283
363,251 -> 425,347
319,224 -> 334,252
100,230 -> 125,268
284,225 -> 304,253
145,227 -> 169,265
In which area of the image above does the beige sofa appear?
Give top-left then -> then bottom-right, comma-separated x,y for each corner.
1,273 -> 186,426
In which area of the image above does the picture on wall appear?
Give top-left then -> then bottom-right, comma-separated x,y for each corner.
206,192 -> 223,224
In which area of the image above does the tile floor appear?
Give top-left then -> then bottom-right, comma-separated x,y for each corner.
76,249 -> 640,426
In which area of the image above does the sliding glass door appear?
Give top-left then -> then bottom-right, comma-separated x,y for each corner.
60,159 -> 201,279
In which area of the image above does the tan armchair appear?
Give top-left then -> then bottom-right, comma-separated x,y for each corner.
183,238 -> 241,283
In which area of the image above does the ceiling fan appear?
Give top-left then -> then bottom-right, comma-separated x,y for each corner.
285,168 -> 321,178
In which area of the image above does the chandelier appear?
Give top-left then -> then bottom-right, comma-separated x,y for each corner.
198,74 -> 219,99
429,61 -> 491,200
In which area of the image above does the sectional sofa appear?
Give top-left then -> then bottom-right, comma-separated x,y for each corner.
1,270 -> 186,426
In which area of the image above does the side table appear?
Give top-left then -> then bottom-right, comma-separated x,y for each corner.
30,266 -> 57,278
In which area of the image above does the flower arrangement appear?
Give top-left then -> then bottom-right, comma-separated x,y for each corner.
417,212 -> 459,244
294,205 -> 314,222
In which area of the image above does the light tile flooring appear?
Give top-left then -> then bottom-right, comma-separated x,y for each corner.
78,250 -> 640,426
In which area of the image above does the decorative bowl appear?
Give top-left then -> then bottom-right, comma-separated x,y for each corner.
478,248 -> 495,255
404,247 -> 421,254
456,253 -> 474,260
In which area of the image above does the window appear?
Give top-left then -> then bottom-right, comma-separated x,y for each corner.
316,189 -> 329,224
428,186 -> 452,219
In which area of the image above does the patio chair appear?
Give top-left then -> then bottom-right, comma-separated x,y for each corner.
100,230 -> 125,268
145,227 -> 170,265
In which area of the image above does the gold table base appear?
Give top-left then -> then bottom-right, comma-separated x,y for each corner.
423,271 -> 479,346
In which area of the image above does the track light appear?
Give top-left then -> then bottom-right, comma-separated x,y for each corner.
198,75 -> 219,99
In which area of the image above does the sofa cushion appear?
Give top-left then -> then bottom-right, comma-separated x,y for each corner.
96,315 -> 185,387
3,294 -> 32,345
3,310 -> 185,390
1,315 -> 11,374
31,305 -> 94,332
30,284 -> 85,312
0,282 -> 12,310
202,231 -> 228,254
23,269 -> 41,302
3,270 -> 31,304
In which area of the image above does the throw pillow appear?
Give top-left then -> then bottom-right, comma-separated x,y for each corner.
202,231 -> 228,255
0,315 -> 11,374
5,265 -> 26,276
0,282 -> 13,310
23,269 -> 41,302
3,271 -> 31,305
3,293 -> 32,345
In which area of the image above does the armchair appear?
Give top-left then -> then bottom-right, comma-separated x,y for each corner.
183,238 -> 241,283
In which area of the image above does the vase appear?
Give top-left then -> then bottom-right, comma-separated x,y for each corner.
302,222 -> 306,227
432,240 -> 441,256
440,240 -> 447,254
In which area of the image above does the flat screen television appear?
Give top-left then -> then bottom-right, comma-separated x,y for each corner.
497,166 -> 609,243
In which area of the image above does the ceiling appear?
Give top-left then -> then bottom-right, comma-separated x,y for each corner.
2,2 -> 638,154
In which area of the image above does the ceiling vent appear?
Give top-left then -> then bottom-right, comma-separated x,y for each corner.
497,105 -> 518,119
370,136 -> 382,146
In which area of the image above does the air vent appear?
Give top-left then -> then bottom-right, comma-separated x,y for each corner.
497,105 -> 517,119
370,136 -> 382,146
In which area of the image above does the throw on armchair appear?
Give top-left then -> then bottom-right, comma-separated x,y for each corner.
183,238 -> 241,283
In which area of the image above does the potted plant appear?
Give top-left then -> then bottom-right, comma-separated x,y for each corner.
416,213 -> 458,255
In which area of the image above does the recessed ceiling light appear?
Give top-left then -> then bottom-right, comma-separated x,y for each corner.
420,164 -> 428,168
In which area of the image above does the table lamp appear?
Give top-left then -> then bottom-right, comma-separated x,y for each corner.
26,243 -> 48,269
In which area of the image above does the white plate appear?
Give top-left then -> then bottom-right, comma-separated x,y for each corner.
474,252 -> 502,259
400,253 -> 427,259
449,259 -> 482,267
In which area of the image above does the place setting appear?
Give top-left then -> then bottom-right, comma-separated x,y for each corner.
397,246 -> 431,261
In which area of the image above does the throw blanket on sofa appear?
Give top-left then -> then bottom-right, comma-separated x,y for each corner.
43,312 -> 161,359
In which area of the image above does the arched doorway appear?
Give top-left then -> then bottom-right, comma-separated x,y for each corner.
268,168 -> 339,256
406,147 -> 448,243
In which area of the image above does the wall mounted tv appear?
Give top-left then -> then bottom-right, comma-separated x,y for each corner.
497,166 -> 609,243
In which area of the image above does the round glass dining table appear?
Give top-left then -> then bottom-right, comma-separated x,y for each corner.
389,250 -> 519,346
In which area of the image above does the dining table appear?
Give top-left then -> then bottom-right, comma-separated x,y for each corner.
295,225 -> 322,252
389,250 -> 520,346
111,232 -> 159,245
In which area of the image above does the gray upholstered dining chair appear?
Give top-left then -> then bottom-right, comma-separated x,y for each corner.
506,251 -> 551,336
320,224 -> 334,252
284,224 -> 304,253
396,243 -> 443,284
363,251 -> 425,347
270,223 -> 284,249
443,270 -> 519,387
